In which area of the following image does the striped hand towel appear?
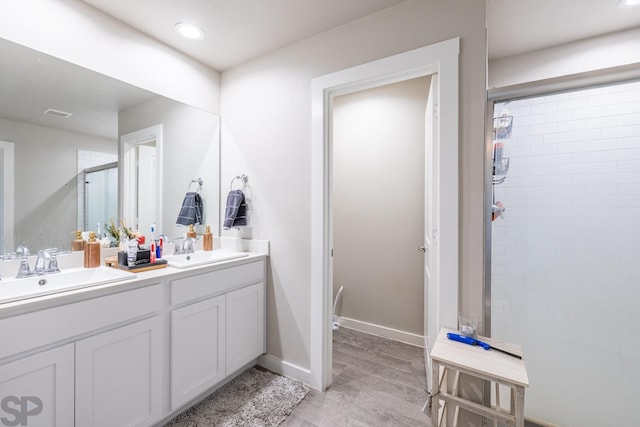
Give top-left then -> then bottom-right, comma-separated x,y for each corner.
223,190 -> 247,229
176,192 -> 203,226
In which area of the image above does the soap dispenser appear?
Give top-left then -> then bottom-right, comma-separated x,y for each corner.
72,230 -> 86,252
84,232 -> 101,268
203,225 -> 213,251
187,224 -> 197,239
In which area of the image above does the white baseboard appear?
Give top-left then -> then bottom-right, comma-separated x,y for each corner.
258,354 -> 312,387
337,316 -> 424,348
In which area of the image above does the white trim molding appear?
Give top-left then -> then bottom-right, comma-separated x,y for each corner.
0,141 -> 15,254
311,38 -> 460,391
258,354 -> 312,387
336,318 -> 424,348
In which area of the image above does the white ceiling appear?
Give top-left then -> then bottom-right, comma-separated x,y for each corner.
0,38 -> 156,139
488,0 -> 640,60
3,0 -> 639,139
81,0 -> 408,71
80,0 -> 640,69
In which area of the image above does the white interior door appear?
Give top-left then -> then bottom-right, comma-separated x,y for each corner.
0,141 -> 15,253
137,144 -> 156,234
119,124 -> 162,236
424,74 -> 439,393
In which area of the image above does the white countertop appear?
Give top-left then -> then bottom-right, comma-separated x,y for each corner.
0,240 -> 268,318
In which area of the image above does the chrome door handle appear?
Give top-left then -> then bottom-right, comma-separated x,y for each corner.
418,246 -> 426,252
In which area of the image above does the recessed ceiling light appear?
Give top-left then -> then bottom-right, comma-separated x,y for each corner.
175,22 -> 204,40
43,108 -> 73,118
619,0 -> 640,7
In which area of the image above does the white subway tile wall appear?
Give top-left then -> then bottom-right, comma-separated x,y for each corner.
491,80 -> 640,426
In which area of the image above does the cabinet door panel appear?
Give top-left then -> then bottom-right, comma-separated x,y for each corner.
226,282 -> 265,374
171,295 -> 225,410
76,316 -> 163,427
0,344 -> 74,427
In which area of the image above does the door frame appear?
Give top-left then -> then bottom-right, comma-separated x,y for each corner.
310,38 -> 460,390
0,141 -> 15,254
119,125 -> 163,233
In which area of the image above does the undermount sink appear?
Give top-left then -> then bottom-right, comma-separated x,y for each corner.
164,250 -> 249,269
0,266 -> 136,304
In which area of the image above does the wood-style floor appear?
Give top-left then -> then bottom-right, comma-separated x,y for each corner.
283,327 -> 432,426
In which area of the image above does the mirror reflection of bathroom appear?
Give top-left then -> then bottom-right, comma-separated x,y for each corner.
0,37 -> 221,254
82,162 -> 118,241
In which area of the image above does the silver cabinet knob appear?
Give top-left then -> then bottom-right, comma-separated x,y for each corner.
418,246 -> 426,252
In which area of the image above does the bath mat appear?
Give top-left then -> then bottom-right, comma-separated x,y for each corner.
165,367 -> 310,426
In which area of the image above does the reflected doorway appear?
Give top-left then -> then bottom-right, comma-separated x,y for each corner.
0,141 -> 15,254
84,162 -> 118,234
120,124 -> 163,236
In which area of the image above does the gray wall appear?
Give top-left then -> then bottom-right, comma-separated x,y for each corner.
221,0 -> 487,371
333,76 -> 429,336
0,118 -> 115,251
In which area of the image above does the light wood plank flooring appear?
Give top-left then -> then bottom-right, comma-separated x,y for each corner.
283,327 -> 432,426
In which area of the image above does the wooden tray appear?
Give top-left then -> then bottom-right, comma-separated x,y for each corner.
105,257 -> 168,272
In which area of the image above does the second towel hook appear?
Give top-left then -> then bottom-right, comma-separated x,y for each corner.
230,174 -> 248,191
188,177 -> 204,192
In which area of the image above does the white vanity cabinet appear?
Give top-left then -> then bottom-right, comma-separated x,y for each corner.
169,259 -> 265,410
0,344 -> 74,427
75,316 -> 163,427
0,254 -> 267,427
0,282 -> 163,427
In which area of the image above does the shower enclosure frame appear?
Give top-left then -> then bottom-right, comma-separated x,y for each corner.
483,62 -> 640,422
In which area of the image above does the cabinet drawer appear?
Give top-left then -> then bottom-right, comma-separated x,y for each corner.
170,260 -> 264,305
0,284 -> 162,360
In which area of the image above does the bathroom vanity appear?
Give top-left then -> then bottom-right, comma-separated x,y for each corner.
0,250 -> 266,427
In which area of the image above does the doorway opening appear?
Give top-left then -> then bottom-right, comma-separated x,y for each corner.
310,38 -> 460,391
0,141 -> 15,254
120,124 -> 163,236
83,162 -> 118,232
331,76 -> 430,346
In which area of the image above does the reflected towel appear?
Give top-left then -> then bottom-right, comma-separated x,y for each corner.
223,190 -> 247,229
176,192 -> 203,226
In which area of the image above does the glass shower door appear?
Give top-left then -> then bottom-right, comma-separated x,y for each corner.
490,80 -> 640,426
84,163 -> 118,236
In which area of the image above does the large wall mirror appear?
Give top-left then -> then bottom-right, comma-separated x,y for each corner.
0,37 -> 220,254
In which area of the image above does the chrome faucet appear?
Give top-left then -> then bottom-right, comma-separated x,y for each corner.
16,248 -> 60,278
16,257 -> 32,278
15,246 -> 32,278
182,237 -> 196,254
173,237 -> 184,255
34,249 -> 60,275
173,237 -> 196,255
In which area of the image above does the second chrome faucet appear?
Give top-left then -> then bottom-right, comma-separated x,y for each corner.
16,248 -> 60,278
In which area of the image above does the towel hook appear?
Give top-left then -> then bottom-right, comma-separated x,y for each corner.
230,174 -> 248,191
188,177 -> 204,192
